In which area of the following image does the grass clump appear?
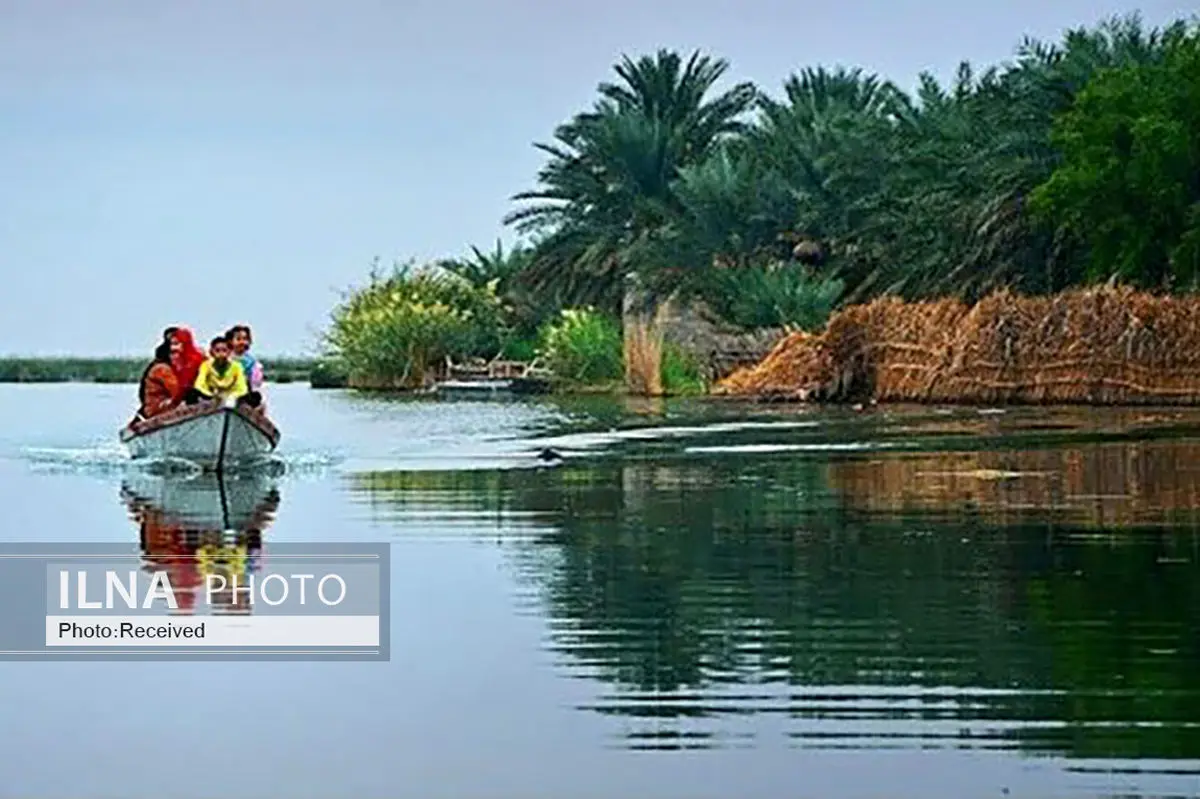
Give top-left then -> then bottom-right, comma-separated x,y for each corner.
534,309 -> 706,395
325,261 -> 506,389
537,308 -> 624,389
661,344 -> 707,395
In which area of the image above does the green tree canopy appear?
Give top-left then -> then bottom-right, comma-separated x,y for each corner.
505,50 -> 757,310
1029,26 -> 1200,289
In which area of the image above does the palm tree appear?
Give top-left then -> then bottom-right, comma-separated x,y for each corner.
747,66 -> 909,302
438,239 -> 549,344
505,49 -> 758,310
504,49 -> 757,394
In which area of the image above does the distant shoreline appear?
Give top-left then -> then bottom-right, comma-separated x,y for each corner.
0,356 -> 321,385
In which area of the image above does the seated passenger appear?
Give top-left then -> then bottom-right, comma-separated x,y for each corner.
134,337 -> 180,422
138,326 -> 178,398
169,327 -> 207,404
186,336 -> 248,405
225,324 -> 263,409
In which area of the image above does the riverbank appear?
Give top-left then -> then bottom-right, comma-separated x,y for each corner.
0,357 -> 318,384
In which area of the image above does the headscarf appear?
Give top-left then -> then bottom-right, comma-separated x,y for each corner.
137,333 -> 176,408
170,327 -> 206,397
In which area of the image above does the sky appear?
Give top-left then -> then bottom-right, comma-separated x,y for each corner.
1,0 -> 1194,357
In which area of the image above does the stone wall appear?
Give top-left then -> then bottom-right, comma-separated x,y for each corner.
657,297 -> 787,383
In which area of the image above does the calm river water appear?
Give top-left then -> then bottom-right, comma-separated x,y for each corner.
1,383 -> 1198,799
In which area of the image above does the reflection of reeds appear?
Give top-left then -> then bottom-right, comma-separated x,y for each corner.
718,286 -> 1200,404
828,442 -> 1200,526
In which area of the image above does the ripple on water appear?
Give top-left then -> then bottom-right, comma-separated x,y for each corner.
8,386 -> 1200,798
17,444 -> 343,481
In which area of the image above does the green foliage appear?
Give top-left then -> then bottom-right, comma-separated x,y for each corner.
700,265 -> 844,331
661,344 -> 706,395
537,308 -> 624,385
325,260 -> 506,388
504,14 -> 1200,322
438,240 -> 552,335
309,359 -> 349,389
1029,28 -> 1200,288
505,50 -> 758,311
499,336 -> 539,362
323,14 -> 1200,394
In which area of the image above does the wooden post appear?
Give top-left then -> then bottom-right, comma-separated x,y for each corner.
622,277 -> 666,397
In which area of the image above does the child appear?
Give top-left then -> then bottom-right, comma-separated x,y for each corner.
224,324 -> 263,408
188,336 -> 248,405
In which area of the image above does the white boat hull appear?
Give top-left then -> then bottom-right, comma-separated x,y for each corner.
120,402 -> 281,471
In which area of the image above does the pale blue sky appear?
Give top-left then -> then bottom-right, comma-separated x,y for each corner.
1,0 -> 1193,356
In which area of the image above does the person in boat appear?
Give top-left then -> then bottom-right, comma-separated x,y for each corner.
133,336 -> 180,422
224,324 -> 264,409
169,327 -> 207,404
136,326 -> 178,401
186,336 -> 249,405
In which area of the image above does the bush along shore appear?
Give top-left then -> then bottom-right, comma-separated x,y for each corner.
0,357 -> 320,385
314,14 -> 1200,400
320,261 -> 707,396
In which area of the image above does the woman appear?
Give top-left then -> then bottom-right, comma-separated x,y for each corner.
169,327 -> 206,403
136,339 -> 180,420
136,327 -> 177,413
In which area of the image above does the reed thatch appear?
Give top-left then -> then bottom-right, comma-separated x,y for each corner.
716,285 -> 1200,404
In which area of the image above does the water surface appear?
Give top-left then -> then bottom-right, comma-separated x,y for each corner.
2,384 -> 1199,798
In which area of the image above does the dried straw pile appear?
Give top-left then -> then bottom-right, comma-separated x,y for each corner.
715,285 -> 1200,404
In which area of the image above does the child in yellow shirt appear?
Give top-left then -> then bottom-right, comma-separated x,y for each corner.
187,336 -> 248,405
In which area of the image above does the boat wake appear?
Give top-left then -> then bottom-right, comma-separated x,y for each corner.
20,443 -> 133,474
18,444 -> 343,480
528,419 -> 822,455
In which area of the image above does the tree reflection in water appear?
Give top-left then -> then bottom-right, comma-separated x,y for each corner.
352,435 -> 1200,760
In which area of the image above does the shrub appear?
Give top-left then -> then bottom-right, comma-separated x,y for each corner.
537,308 -> 623,385
325,261 -> 506,388
500,336 -> 539,362
309,359 -> 349,389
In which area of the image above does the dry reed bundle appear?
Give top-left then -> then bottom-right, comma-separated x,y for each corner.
623,293 -> 667,397
712,330 -> 832,399
716,285 -> 1200,405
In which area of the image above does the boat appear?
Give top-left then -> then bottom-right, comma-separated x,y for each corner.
119,398 -> 281,471
433,356 -> 553,397
434,376 -> 552,397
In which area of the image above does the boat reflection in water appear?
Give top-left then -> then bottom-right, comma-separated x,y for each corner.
120,472 -> 281,615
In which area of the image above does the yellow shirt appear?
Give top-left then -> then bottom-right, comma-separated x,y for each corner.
194,358 -> 248,399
